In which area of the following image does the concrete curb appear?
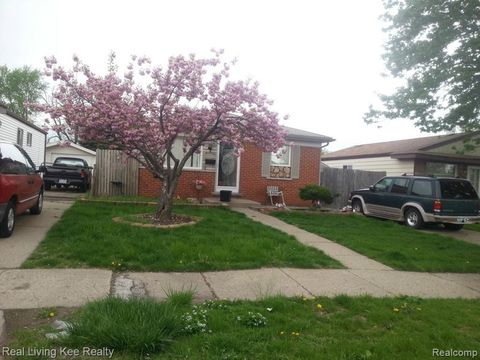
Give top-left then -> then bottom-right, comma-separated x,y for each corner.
0,310 -> 6,346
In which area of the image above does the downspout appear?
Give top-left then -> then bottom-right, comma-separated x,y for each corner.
319,142 -> 330,185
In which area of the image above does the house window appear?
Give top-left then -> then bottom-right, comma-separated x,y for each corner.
26,132 -> 33,147
17,128 -> 24,146
271,146 -> 291,166
269,145 -> 292,178
168,138 -> 203,170
425,162 -> 456,177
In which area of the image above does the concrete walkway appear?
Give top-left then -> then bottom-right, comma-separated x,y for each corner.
0,205 -> 479,312
233,208 -> 393,271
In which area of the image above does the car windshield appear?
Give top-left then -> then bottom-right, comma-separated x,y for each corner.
54,158 -> 85,167
439,179 -> 478,200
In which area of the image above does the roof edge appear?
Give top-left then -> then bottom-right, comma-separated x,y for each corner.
46,141 -> 96,155
0,103 -> 47,135
323,153 -> 392,161
285,134 -> 335,144
419,131 -> 480,151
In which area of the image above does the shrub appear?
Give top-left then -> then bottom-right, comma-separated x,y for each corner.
64,297 -> 181,355
299,184 -> 334,207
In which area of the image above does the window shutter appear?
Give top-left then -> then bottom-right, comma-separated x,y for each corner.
261,152 -> 271,177
291,145 -> 301,179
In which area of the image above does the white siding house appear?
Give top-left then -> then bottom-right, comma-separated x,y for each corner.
323,156 -> 414,176
324,133 -> 480,193
46,142 -> 96,166
0,105 -> 46,167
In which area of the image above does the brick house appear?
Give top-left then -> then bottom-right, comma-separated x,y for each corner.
139,126 -> 334,206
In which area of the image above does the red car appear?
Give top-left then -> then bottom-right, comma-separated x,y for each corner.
0,142 -> 44,237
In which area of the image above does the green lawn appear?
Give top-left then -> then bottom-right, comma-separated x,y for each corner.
22,202 -> 341,271
465,223 -> 480,232
7,295 -> 480,359
272,212 -> 480,273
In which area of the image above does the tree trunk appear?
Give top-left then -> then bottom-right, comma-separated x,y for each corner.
155,174 -> 180,221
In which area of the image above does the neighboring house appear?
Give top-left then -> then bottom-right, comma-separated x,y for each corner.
138,126 -> 334,206
46,142 -> 96,166
323,133 -> 480,194
0,103 -> 46,167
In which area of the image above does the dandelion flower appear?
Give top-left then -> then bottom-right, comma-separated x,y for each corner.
316,304 -> 322,309
280,331 -> 284,335
49,312 -> 55,317
393,308 -> 399,312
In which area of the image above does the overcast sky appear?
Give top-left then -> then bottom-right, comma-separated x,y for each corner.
0,0 -> 435,151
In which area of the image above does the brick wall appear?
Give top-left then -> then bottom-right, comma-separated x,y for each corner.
239,143 -> 320,206
138,168 -> 215,199
138,143 -> 322,205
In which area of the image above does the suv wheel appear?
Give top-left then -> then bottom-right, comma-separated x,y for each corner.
444,223 -> 463,231
405,208 -> 424,229
30,192 -> 43,215
352,199 -> 363,214
0,202 -> 16,238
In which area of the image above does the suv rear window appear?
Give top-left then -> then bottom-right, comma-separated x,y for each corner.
439,179 -> 478,199
411,180 -> 434,197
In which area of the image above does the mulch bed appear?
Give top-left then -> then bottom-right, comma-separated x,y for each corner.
112,213 -> 201,229
141,213 -> 195,226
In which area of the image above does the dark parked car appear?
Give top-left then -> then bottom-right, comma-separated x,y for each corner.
0,142 -> 44,237
350,175 -> 480,230
41,157 -> 92,192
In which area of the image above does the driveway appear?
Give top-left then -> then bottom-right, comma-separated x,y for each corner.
44,188 -> 85,201
0,201 -> 72,268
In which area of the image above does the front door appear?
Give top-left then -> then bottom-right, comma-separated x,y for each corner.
215,143 -> 240,193
467,166 -> 480,195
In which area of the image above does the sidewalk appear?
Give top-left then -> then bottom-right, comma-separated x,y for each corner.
0,206 -> 479,311
1,267 -> 479,310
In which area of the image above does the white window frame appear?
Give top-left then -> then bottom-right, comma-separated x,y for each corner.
184,146 -> 203,170
270,145 -> 291,167
165,140 -> 203,170
26,132 -> 33,147
17,128 -> 24,147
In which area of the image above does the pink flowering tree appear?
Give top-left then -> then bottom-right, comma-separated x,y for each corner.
35,51 -> 286,221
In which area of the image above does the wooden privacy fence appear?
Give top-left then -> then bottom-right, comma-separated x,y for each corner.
320,167 -> 386,209
91,150 -> 139,197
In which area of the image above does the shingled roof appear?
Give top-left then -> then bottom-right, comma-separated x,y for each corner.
323,133 -> 476,160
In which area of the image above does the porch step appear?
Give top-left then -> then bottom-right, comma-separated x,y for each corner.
203,197 -> 261,208
210,192 -> 243,197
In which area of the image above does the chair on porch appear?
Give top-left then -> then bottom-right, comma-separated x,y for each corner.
267,186 -> 286,206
